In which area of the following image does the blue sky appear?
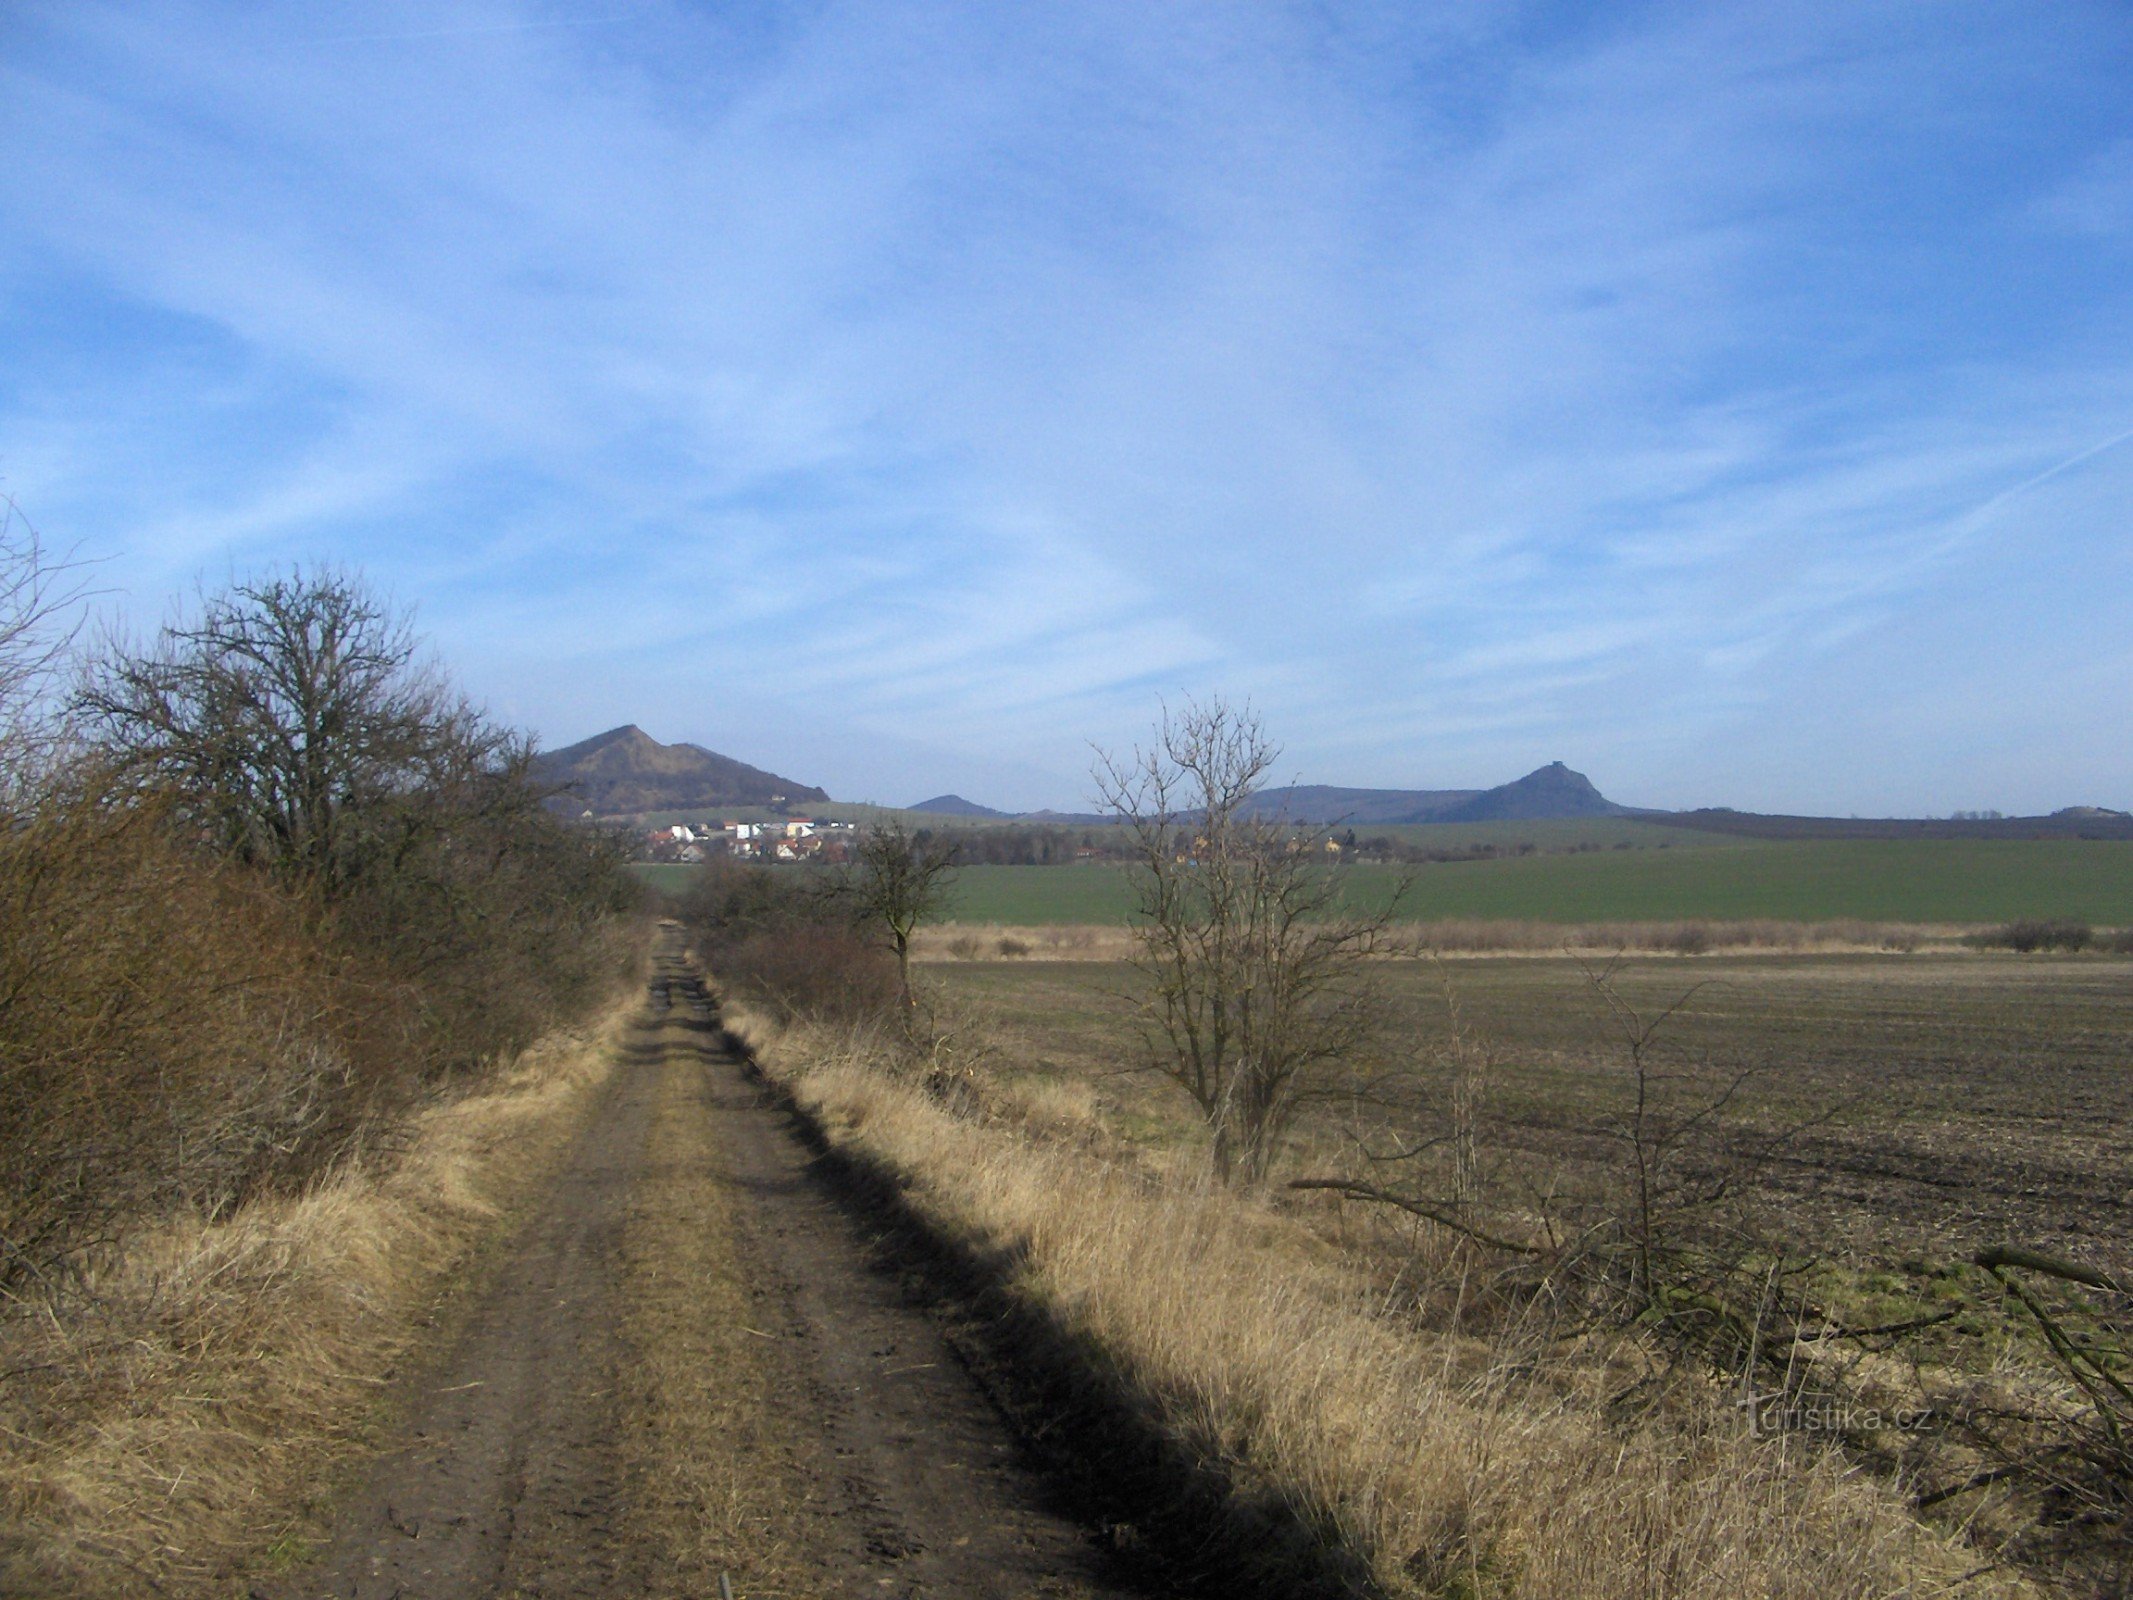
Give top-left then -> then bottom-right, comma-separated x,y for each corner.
3,2 -> 2130,814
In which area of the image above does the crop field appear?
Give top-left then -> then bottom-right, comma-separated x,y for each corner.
936,838 -> 2133,925
934,951 -> 2133,1288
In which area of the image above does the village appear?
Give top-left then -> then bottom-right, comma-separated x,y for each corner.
635,816 -> 858,864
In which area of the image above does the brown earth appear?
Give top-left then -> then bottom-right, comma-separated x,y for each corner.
265,935 -> 1142,1600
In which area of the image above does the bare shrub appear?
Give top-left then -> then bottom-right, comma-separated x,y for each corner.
1095,698 -> 1402,1186
0,786 -> 352,1290
1973,919 -> 2096,954
1296,960 -> 1855,1385
0,766 -> 617,1297
1957,1246 -> 2133,1585
1665,921 -> 1713,956
995,935 -> 1032,957
0,497 -> 87,799
724,924 -> 901,1025
73,570 -> 641,1076
677,859 -> 899,1025
0,1000 -> 628,1596
1407,918 -> 1942,955
0,561 -> 637,1289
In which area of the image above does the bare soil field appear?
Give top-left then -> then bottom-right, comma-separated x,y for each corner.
933,951 -> 2133,1293
906,950 -> 2133,1588
267,937 -> 1146,1600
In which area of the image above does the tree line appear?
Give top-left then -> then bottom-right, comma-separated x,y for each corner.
911,822 -> 1125,865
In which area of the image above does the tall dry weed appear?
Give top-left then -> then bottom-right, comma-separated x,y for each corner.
0,992 -> 636,1597
911,920 -> 1953,963
734,1005 -> 2031,1600
0,793 -> 357,1289
1407,917 -> 1948,955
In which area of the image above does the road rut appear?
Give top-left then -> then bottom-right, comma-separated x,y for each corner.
269,939 -> 1141,1599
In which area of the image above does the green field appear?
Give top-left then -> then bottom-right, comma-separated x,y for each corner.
942,840 -> 2133,925
634,837 -> 2133,925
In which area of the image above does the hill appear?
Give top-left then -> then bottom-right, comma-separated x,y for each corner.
910,794 -> 1012,819
532,726 -> 827,816
1437,761 -> 1624,822
1246,763 -> 1622,825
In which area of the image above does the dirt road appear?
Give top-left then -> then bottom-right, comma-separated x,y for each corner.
269,938 -> 1144,1599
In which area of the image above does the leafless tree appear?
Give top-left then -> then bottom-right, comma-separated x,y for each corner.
1095,697 -> 1401,1187
0,496 -> 88,799
73,569 -> 507,897
847,818 -> 959,1013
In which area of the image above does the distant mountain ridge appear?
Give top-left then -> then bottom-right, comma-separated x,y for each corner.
1668,808 -> 2133,841
532,725 -> 827,816
544,734 -> 2123,833
1244,762 -> 1625,825
911,762 -> 1628,827
1235,784 -> 1483,826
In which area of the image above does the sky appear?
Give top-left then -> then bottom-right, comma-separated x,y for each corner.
3,1 -> 2131,815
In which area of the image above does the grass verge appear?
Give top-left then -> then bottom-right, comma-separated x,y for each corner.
726,1002 -> 2035,1600
615,1011 -> 830,1597
0,986 -> 640,1597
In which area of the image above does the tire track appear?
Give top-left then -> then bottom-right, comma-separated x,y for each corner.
268,931 -> 1144,1599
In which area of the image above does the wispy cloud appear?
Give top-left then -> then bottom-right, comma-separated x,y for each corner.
3,0 -> 2130,810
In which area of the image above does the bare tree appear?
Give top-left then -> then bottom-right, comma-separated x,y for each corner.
1095,697 -> 1401,1186
0,496 -> 88,799
847,818 -> 959,1013
73,569 -> 506,897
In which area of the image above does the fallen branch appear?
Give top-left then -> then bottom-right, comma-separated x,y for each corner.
1287,1177 -> 1545,1256
1975,1245 -> 2131,1298
1808,1308 -> 1960,1342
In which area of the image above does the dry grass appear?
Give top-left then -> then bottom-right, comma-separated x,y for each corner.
1403,916 -> 1951,955
0,987 -> 640,1598
914,918 -> 1961,964
615,1019 -> 830,1598
913,921 -> 1138,962
730,1003 -> 2034,1600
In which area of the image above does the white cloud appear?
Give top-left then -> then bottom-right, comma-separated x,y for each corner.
3,0 -> 2132,810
